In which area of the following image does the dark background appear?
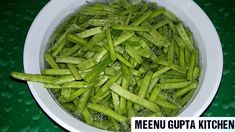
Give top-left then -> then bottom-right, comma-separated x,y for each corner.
0,0 -> 234,131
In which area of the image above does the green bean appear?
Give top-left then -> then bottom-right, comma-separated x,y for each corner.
77,58 -> 96,70
184,47 -> 190,68
62,81 -> 89,88
125,45 -> 142,64
137,32 -> 161,48
113,31 -> 135,46
94,75 -> 109,87
82,108 -> 93,125
137,48 -> 151,58
93,48 -> 108,63
110,118 -> 121,131
88,19 -> 112,26
156,81 -> 192,89
160,78 -> 187,83
67,64 -> 81,80
111,83 -> 160,112
148,76 -> 159,93
192,66 -> 200,80
131,10 -> 152,26
55,56 -> 85,64
176,23 -> 194,50
112,24 -> 149,32
187,51 -> 196,80
149,86 -> 161,102
87,103 -> 127,123
68,88 -> 87,101
84,55 -> 111,82
112,92 -> 120,112
138,71 -> 153,98
153,19 -> 169,29
120,0 -> 132,10
106,28 -> 117,61
76,27 -> 103,38
41,69 -> 71,75
118,78 -> 128,115
67,34 -> 88,45
149,8 -> 166,19
52,39 -> 67,57
179,89 -> 195,106
116,53 -> 133,68
175,82 -> 198,98
156,98 -> 178,109
54,75 -> 75,85
44,53 -> 60,69
168,43 -> 174,64
152,67 -> 171,78
174,35 -> 185,48
84,32 -> 105,51
170,64 -> 186,74
91,73 -> 121,103
93,120 -> 113,130
11,72 -> 55,84
179,47 -> 185,68
44,84 -> 62,89
62,45 -> 80,57
76,88 -> 92,113
163,10 -> 178,22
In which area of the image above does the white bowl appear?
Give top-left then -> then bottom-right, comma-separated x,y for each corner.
23,0 -> 223,131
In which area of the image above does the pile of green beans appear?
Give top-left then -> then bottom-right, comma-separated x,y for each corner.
11,0 -> 200,131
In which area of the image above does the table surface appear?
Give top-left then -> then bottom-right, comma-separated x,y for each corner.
0,0 -> 235,131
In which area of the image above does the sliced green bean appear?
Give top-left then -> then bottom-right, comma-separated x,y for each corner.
125,45 -> 142,64
111,83 -> 160,112
11,72 -> 55,84
192,66 -> 200,80
44,53 -> 60,69
112,24 -> 149,32
76,88 -> 92,113
77,58 -> 97,70
187,51 -> 196,80
68,88 -> 87,101
116,53 -> 133,68
120,0 -> 132,10
67,64 -> 81,80
131,10 -> 152,26
153,19 -> 169,29
76,27 -> 103,38
106,28 -> 117,61
179,47 -> 185,68
156,81 -> 192,89
156,98 -> 178,109
82,108 -> 93,125
113,31 -> 135,46
175,82 -> 198,98
44,84 -> 62,89
41,69 -> 71,75
91,73 -> 121,103
149,8 -> 166,19
159,78 -> 187,83
152,67 -> 171,78
55,56 -> 85,64
138,71 -> 153,98
52,39 -> 67,57
54,75 -> 75,85
67,34 -> 88,45
87,103 -> 127,123
149,86 -> 161,102
112,92 -> 120,112
176,23 -> 194,50
62,81 -> 89,88
84,55 -> 111,82
61,45 -> 80,57
85,32 -> 105,51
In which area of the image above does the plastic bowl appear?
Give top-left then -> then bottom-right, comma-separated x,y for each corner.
23,0 -> 223,131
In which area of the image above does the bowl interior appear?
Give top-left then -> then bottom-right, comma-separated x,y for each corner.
24,0 -> 223,131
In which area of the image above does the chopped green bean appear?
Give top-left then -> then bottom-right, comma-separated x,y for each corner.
106,28 -> 117,61
44,53 -> 60,69
55,56 -> 85,64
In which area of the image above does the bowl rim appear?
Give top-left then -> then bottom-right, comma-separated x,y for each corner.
23,0 -> 223,131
